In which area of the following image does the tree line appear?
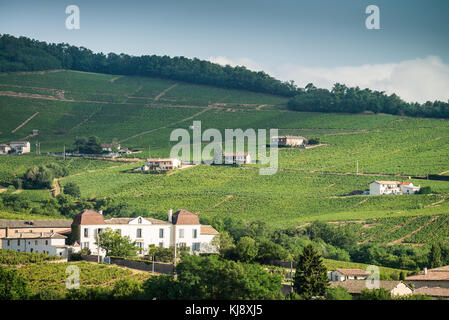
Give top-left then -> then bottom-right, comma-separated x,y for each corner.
0,34 -> 297,97
1,34 -> 447,119
288,83 -> 449,119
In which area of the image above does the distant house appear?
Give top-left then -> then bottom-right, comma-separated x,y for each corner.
9,141 -> 31,154
0,219 -> 72,249
214,152 -> 251,165
271,135 -> 308,148
1,232 -> 69,258
406,266 -> 449,289
369,181 -> 420,195
118,147 -> 132,155
0,144 -> 11,155
101,143 -> 120,153
146,158 -> 181,171
328,269 -> 370,281
329,280 -> 413,298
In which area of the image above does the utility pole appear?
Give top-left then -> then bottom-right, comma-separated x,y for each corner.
97,231 -> 100,263
173,227 -> 177,279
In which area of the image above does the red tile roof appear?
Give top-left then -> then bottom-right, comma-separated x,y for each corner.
72,209 -> 105,225
172,209 -> 200,225
200,225 -> 219,235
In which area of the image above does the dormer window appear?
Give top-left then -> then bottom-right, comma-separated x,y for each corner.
138,217 -> 142,224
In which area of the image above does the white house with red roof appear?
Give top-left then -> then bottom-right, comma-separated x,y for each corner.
71,209 -> 218,257
369,181 -> 420,195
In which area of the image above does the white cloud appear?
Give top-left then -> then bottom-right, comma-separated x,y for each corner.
208,55 -> 449,103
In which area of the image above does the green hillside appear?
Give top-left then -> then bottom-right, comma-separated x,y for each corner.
0,70 -> 449,245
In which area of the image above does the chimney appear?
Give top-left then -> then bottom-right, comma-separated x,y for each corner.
424,267 -> 428,275
168,209 -> 173,223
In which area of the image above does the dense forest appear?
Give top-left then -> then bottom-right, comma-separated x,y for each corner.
1,34 -> 448,118
288,83 -> 449,118
0,34 -> 297,97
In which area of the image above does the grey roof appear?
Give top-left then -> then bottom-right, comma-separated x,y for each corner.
0,219 -> 72,229
3,232 -> 67,240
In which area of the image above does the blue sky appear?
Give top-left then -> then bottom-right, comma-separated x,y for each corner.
1,0 -> 449,102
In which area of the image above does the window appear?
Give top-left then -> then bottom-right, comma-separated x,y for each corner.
179,242 -> 186,247
17,240 -> 20,245
137,229 -> 142,238
159,228 -> 164,238
159,242 -> 164,247
192,243 -> 201,251
136,242 -> 143,248
138,217 -> 142,224
193,229 -> 198,239
7,240 -> 10,246
45,240 -> 48,245
82,242 -> 89,249
84,228 -> 89,237
35,240 -> 38,245
179,229 -> 184,238
30,248 -> 33,253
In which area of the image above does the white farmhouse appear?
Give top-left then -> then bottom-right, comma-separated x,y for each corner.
328,269 -> 370,281
71,209 -> 218,257
369,181 -> 420,195
214,152 -> 251,164
9,141 -> 31,154
146,158 -> 181,171
1,232 -> 69,258
271,135 -> 308,147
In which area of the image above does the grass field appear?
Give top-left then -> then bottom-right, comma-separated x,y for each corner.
0,70 -> 449,245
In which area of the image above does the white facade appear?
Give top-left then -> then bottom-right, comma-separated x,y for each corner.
0,144 -> 11,155
271,136 -> 307,147
1,233 -> 68,258
400,183 -> 421,194
75,212 -> 218,257
146,158 -> 181,170
8,141 -> 31,154
214,152 -> 251,164
369,181 -> 420,195
328,269 -> 369,281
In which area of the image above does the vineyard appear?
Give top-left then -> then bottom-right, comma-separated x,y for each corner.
9,260 -> 150,297
0,70 -> 448,246
0,249 -> 62,265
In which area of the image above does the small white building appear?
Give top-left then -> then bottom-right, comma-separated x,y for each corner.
0,144 -> 11,155
101,143 -> 120,153
369,181 -> 420,195
214,152 -> 251,165
1,232 -> 68,258
146,158 -> 181,171
271,135 -> 308,147
71,209 -> 218,257
400,182 -> 421,194
9,141 -> 30,154
328,269 -> 370,281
